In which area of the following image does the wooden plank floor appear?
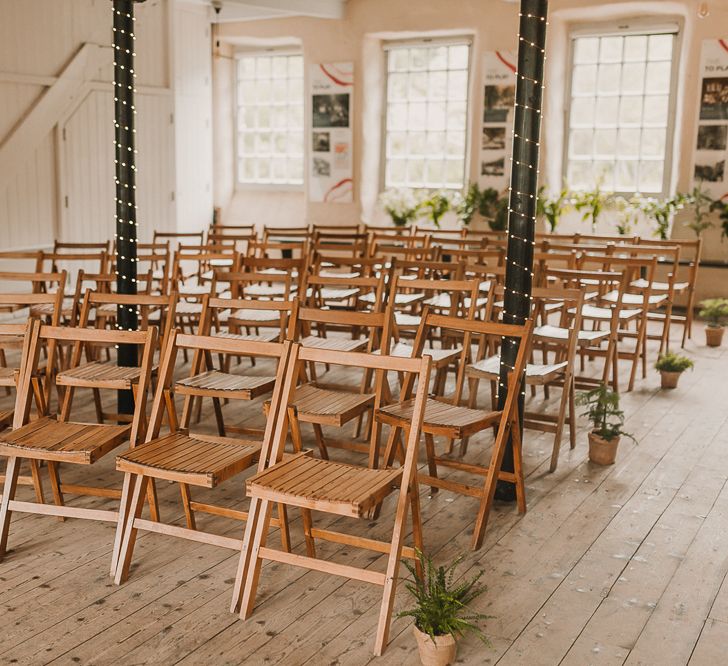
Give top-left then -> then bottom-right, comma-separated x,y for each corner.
0,326 -> 726,665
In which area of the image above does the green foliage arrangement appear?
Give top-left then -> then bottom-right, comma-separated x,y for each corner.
398,550 -> 492,645
698,298 -> 728,328
655,352 -> 694,373
478,187 -> 509,231
573,181 -> 611,231
422,190 -> 455,228
640,192 -> 692,240
537,185 -> 570,232
684,185 -> 714,238
457,182 -> 482,227
576,384 -> 636,443
710,199 -> 728,240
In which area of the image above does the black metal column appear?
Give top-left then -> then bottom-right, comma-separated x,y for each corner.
496,0 -> 548,501
113,0 -> 142,414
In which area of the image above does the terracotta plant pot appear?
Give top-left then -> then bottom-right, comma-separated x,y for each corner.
660,371 -> 682,389
705,326 -> 724,347
588,431 -> 620,466
413,626 -> 457,666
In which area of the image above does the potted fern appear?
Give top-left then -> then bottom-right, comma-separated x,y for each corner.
399,550 -> 491,666
699,298 -> 728,347
655,352 -> 694,389
576,384 -> 636,465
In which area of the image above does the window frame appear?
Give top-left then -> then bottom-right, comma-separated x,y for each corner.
380,36 -> 474,193
233,48 -> 305,192
562,19 -> 682,198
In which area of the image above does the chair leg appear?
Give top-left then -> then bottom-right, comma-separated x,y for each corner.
147,479 -> 160,522
424,433 -> 439,495
180,483 -> 196,530
111,472 -> 134,576
0,457 -> 20,560
549,379 -> 570,473
92,388 -> 104,424
29,460 -> 45,505
511,417 -> 527,515
114,475 -> 149,584
374,479 -> 411,656
47,462 -> 65,521
238,498 -> 273,619
301,508 -> 316,557
288,410 -> 304,453
312,423 -> 329,460
212,397 -> 226,437
568,381 -> 577,451
276,503 -> 291,552
471,418 -> 513,551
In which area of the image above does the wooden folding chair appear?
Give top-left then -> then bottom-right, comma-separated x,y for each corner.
0,321 -> 157,561
467,287 -> 584,472
232,343 -> 433,656
111,334 -> 297,583
176,294 -> 295,435
377,313 -> 534,550
153,229 -> 205,249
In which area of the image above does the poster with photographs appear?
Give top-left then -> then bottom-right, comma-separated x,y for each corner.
309,62 -> 353,203
479,51 -> 516,191
692,39 -> 728,200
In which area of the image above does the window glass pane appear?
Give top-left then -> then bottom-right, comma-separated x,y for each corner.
384,41 -> 471,189
567,31 -> 675,194
236,53 -> 304,185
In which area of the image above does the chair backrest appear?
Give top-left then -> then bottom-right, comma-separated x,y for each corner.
0,270 -> 67,299
388,273 -> 482,322
53,240 -> 110,253
262,226 -> 311,243
408,312 -> 534,407
301,273 -> 387,313
15,321 -> 157,445
198,294 -> 296,341
212,269 -> 296,302
153,230 -> 205,249
39,251 -> 108,280
288,304 -> 394,356
78,289 -> 178,351
247,238 -> 309,260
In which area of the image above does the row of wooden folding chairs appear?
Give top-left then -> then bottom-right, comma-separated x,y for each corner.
0,314 -> 532,655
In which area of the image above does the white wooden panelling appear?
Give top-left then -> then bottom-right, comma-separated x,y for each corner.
60,89 -> 175,244
173,2 -> 213,232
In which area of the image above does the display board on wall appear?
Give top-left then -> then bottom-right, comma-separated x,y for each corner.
692,39 -> 728,201
478,51 -> 516,192
309,62 -> 353,203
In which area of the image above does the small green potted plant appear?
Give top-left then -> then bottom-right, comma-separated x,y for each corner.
576,384 -> 636,465
699,298 -> 728,347
378,188 -> 422,227
573,180 -> 611,232
655,352 -> 694,389
399,550 -> 491,666
684,185 -> 714,238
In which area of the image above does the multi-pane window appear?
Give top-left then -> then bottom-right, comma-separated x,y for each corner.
565,29 -> 677,194
236,53 -> 304,186
384,41 -> 471,190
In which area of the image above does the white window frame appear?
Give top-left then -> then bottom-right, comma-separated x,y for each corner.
380,36 -> 473,193
234,48 -> 305,192
562,19 -> 682,197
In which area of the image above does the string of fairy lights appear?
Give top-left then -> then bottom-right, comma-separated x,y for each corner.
497,4 -> 548,397
112,2 -> 140,333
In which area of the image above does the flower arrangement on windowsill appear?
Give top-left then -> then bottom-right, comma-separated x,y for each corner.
378,188 -> 424,227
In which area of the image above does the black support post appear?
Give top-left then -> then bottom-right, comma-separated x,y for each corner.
113,0 -> 142,414
496,0 -> 548,501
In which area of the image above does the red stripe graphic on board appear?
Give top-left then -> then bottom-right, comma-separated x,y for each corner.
496,51 -> 516,74
323,178 -> 353,203
319,64 -> 353,87
719,39 -> 728,54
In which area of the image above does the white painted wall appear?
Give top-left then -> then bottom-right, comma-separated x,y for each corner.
0,0 -> 214,250
173,1 -> 214,232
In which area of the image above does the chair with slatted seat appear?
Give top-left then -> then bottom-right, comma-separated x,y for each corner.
467,287 -> 585,472
55,290 -> 177,426
0,321 -> 157,561
284,305 -> 394,463
0,315 -> 60,507
175,294 -> 296,434
635,237 -> 701,347
39,250 -> 108,289
301,272 -> 387,315
262,225 -> 311,243
310,233 -> 370,261
385,275 -> 483,395
575,254 -> 658,392
232,343 -> 432,657
377,313 -> 534,550
246,237 -> 309,261
111,334 -> 297,583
